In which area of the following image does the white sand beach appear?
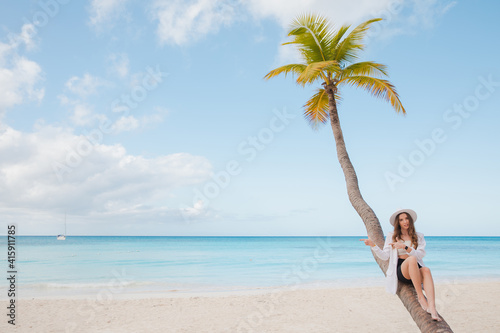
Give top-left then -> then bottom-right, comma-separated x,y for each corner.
1,281 -> 499,333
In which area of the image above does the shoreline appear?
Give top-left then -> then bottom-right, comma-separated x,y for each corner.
2,281 -> 499,332
9,274 -> 500,300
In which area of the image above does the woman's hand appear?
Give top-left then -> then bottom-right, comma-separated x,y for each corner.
360,238 -> 375,247
389,241 -> 405,249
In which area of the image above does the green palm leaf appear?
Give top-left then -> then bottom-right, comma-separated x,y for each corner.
285,13 -> 333,63
333,18 -> 382,63
297,60 -> 341,86
337,61 -> 388,80
304,88 -> 330,129
329,25 -> 350,52
338,75 -> 405,114
263,64 -> 307,80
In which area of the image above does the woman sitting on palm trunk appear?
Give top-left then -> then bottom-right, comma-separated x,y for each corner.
361,209 -> 442,321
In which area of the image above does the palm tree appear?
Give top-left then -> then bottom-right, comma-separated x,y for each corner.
264,14 -> 453,332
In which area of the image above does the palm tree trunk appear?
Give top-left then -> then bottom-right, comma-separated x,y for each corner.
324,84 -> 453,332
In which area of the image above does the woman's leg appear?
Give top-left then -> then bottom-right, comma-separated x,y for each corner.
400,256 -> 428,310
420,267 -> 442,321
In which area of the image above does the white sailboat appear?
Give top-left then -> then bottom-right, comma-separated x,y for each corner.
57,213 -> 67,240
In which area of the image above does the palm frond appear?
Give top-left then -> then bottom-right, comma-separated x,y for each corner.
333,18 -> 381,63
338,75 -> 405,114
328,25 -> 350,53
337,61 -> 388,80
304,88 -> 330,129
285,13 -> 334,63
263,64 -> 307,80
296,60 -> 341,86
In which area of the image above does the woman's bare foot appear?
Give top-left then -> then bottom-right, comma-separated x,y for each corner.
427,308 -> 442,321
417,295 -> 428,311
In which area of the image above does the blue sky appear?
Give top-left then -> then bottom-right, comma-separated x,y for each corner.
1,0 -> 499,236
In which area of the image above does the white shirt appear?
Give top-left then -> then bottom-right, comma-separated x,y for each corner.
371,231 -> 426,294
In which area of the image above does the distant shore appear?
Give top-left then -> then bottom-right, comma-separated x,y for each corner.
2,281 -> 499,332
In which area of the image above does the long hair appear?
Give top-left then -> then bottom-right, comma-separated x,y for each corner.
392,212 -> 418,249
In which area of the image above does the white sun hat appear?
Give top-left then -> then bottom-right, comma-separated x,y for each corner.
390,208 -> 417,226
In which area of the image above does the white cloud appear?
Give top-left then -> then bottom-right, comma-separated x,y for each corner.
152,0 -> 237,45
89,0 -> 129,27
70,103 -> 98,126
99,110 -> 166,134
17,23 -> 38,50
246,0 -> 396,27
112,115 -> 139,132
2,23 -> 38,53
108,53 -> 129,78
0,57 -> 44,112
441,1 -> 457,14
58,93 -> 108,128
0,124 -> 212,220
65,73 -> 108,97
0,24 -> 44,117
406,0 -> 457,29
60,70 -> 167,131
181,200 -> 212,219
142,108 -> 167,125
112,110 -> 167,133
245,0 -> 456,33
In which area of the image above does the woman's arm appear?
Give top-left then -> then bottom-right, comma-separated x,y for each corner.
370,233 -> 392,261
408,233 -> 426,260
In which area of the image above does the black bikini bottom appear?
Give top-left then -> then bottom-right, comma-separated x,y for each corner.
397,258 -> 422,284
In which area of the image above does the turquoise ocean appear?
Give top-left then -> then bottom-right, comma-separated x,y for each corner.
1,236 -> 499,298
